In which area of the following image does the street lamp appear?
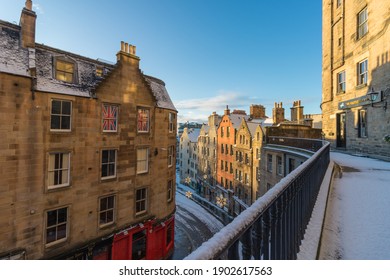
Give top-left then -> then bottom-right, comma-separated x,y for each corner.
184,176 -> 191,185
367,87 -> 381,107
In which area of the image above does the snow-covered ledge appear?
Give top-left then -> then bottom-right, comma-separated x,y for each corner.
297,161 -> 335,259
185,142 -> 330,260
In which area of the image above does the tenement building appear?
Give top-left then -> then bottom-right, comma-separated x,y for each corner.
178,127 -> 200,186
197,112 -> 221,199
259,101 -> 322,195
217,106 -> 249,191
322,0 -> 390,158
0,1 -> 177,259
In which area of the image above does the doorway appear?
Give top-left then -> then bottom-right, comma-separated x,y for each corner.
336,113 -> 346,148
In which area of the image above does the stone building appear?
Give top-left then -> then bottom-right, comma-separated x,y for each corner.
232,119 -> 264,209
196,112 -> 221,198
178,127 -> 200,187
217,106 -> 249,190
322,0 -> 390,158
0,1 -> 177,260
259,101 -> 323,195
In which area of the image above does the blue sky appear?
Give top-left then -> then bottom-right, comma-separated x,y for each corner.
0,0 -> 322,123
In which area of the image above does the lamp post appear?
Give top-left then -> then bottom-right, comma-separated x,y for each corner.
203,174 -> 207,197
184,176 -> 191,186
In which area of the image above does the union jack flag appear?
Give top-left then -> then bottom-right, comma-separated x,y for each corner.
102,104 -> 118,131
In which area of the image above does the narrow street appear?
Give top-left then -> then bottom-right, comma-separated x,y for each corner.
171,192 -> 224,260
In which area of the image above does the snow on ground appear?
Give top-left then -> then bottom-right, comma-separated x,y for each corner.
175,188 -> 224,234
319,152 -> 390,260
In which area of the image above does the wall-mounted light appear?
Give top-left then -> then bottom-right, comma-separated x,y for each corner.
367,87 -> 381,107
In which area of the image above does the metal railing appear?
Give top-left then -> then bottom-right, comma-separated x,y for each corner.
185,141 -> 330,260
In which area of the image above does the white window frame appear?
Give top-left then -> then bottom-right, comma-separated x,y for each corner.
277,156 -> 283,176
45,207 -> 68,246
267,154 -> 273,173
137,148 -> 149,174
48,152 -> 70,189
358,59 -> 368,86
168,145 -> 174,167
101,149 -> 117,180
50,99 -> 72,131
358,7 -> 368,39
99,195 -> 115,227
168,112 -> 175,133
337,71 -> 346,93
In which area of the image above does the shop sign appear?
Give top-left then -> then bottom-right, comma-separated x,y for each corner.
338,93 -> 381,110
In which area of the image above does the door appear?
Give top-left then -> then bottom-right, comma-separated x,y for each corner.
336,113 -> 346,148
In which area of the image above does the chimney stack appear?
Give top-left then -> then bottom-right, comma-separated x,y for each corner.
250,104 -> 266,119
208,112 -> 220,127
117,41 -> 140,66
272,102 -> 285,125
290,100 -> 304,123
224,105 -> 230,116
20,0 -> 37,48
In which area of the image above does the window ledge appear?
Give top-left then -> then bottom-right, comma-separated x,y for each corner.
135,211 -> 147,217
50,129 -> 72,133
356,83 -> 368,90
100,176 -> 117,183
45,238 -> 67,249
99,222 -> 116,230
47,184 -> 71,191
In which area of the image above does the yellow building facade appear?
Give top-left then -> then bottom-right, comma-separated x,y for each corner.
0,1 -> 177,259
322,0 -> 390,158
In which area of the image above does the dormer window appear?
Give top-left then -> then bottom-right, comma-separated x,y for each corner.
96,67 -> 103,77
54,57 -> 76,83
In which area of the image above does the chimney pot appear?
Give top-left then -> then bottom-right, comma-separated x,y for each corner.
121,41 -> 125,52
125,42 -> 129,53
130,45 -> 136,55
26,0 -> 32,10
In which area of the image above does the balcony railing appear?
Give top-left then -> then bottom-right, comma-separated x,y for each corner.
185,141 -> 330,260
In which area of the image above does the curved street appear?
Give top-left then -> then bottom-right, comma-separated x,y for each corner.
171,192 -> 224,260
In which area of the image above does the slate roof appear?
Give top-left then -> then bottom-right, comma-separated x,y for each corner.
0,21 -> 30,77
229,114 -> 250,130
144,75 -> 177,112
0,19 -> 176,111
188,128 -> 201,143
246,122 -> 261,137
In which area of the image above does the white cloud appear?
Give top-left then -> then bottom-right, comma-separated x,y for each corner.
174,91 -> 270,123
33,3 -> 44,14
173,90 -> 322,124
174,91 -> 254,112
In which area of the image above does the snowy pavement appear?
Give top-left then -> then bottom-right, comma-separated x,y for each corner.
319,152 -> 390,260
171,191 -> 224,260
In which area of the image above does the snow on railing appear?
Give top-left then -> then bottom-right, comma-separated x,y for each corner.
185,141 -> 330,260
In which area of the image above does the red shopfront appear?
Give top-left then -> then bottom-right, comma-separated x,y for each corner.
111,216 -> 174,260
